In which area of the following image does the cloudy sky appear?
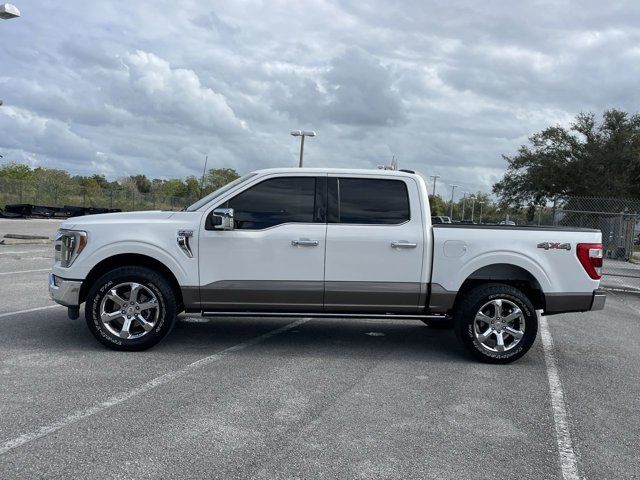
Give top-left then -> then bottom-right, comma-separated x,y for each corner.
1,1 -> 639,196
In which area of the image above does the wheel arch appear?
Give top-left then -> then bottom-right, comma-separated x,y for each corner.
79,253 -> 184,310
454,263 -> 546,311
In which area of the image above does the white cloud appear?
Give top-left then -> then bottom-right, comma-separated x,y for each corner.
1,0 -> 639,195
121,51 -> 247,133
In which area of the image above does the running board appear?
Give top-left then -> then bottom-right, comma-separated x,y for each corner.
201,311 -> 449,321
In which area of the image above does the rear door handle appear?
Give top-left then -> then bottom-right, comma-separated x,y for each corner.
391,241 -> 417,249
291,239 -> 319,247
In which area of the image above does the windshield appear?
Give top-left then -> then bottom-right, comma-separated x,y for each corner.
185,173 -> 257,211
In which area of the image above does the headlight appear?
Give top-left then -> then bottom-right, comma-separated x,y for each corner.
54,230 -> 87,267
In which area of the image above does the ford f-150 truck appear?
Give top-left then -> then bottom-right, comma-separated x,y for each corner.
49,168 -> 606,363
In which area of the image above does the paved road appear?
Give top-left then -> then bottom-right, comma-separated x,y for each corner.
0,224 -> 638,479
0,218 -> 62,239
602,259 -> 640,292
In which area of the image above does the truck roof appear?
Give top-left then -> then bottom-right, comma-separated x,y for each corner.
251,167 -> 420,177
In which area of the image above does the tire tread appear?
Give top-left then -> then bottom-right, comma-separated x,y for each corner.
85,266 -> 177,351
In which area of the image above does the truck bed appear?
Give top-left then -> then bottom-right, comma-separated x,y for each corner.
430,223 -> 602,314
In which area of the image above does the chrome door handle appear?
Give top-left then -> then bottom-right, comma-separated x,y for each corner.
291,239 -> 319,247
391,241 -> 417,249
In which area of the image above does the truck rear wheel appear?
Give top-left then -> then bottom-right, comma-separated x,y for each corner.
85,266 -> 177,351
453,283 -> 538,364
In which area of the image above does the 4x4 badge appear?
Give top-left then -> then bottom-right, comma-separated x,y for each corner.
537,242 -> 571,251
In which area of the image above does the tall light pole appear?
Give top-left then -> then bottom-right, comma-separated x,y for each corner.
478,201 -> 485,224
470,195 -> 476,223
290,130 -> 316,167
429,175 -> 440,198
0,4 -> 21,19
449,184 -> 458,219
462,192 -> 468,221
1,3 -> 20,116
0,101 -> 3,158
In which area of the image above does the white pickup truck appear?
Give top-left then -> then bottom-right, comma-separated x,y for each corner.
49,168 -> 605,363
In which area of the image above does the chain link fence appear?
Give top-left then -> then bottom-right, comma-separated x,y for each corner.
551,196 -> 640,293
0,177 -> 196,213
452,195 -> 640,292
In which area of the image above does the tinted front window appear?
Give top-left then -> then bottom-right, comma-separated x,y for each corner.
227,177 -> 316,229
338,178 -> 410,224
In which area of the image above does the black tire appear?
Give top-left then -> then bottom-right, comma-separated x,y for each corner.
453,283 -> 538,364
85,266 -> 177,351
421,319 -> 454,329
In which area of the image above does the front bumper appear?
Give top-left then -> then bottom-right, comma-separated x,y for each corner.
49,273 -> 82,307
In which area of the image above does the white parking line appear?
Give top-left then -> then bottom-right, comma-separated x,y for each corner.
0,317 -> 309,456
0,268 -> 50,276
0,305 -> 62,319
539,313 -> 580,480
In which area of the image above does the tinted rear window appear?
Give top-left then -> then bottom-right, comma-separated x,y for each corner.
337,178 -> 410,225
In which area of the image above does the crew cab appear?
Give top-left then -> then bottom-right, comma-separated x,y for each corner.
49,168 -> 606,363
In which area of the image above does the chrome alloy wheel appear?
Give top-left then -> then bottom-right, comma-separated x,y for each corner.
473,298 -> 525,353
99,282 -> 159,340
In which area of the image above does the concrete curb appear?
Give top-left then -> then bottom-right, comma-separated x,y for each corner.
0,238 -> 51,245
602,286 -> 640,295
4,234 -> 50,240
0,234 -> 52,245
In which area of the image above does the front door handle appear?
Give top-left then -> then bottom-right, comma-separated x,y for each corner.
291,238 -> 319,247
391,241 -> 417,249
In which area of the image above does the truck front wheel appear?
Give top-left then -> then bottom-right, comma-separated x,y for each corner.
453,283 -> 538,364
85,266 -> 177,351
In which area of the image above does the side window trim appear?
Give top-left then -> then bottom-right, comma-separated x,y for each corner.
328,177 -> 339,223
315,176 -> 328,223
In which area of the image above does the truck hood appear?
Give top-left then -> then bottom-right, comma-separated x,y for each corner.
60,211 -> 177,230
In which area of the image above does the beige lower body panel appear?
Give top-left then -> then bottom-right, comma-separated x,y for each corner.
187,280 -> 425,314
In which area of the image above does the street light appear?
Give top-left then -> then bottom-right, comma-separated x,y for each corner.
462,192 -> 468,220
290,130 -> 316,168
449,184 -> 459,219
0,100 -> 3,158
0,4 -> 20,19
429,175 -> 440,197
478,201 -> 485,224
470,195 -> 476,223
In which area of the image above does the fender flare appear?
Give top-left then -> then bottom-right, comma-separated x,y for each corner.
455,251 -> 551,292
84,241 -> 189,285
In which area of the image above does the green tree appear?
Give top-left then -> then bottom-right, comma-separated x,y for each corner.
203,168 -> 239,195
0,162 -> 35,181
493,110 -> 640,217
26,167 -> 76,205
184,176 -> 202,198
428,194 -> 448,216
159,178 -> 188,197
89,174 -> 120,190
129,174 -> 152,193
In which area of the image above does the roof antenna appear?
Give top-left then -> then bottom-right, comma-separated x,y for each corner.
378,155 -> 398,171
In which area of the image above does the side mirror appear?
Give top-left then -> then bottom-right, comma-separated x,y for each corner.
207,207 -> 234,230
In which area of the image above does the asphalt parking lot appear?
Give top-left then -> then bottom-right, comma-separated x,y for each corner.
0,219 -> 638,479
